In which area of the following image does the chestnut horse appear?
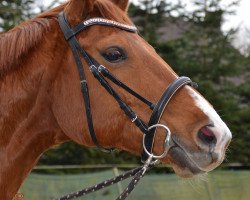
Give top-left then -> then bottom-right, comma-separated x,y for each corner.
0,0 -> 232,199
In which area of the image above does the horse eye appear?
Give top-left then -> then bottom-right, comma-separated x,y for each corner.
102,47 -> 126,63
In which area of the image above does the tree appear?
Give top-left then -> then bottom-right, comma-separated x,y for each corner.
129,0 -> 179,44
39,142 -> 139,166
130,0 -> 249,164
0,0 -> 35,31
0,0 -> 61,31
161,0 -> 249,164
167,0 -> 242,79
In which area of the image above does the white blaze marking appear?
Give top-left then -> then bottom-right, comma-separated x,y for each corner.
187,87 -> 232,154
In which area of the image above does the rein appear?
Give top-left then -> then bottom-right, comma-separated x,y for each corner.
56,158 -> 157,200
57,11 -> 196,199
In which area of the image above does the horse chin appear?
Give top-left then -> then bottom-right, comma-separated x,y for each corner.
168,146 -> 206,178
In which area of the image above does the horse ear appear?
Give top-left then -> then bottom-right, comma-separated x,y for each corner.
64,0 -> 96,26
110,0 -> 129,12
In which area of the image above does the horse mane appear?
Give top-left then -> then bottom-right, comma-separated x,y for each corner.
0,4 -> 65,76
0,0 -> 133,77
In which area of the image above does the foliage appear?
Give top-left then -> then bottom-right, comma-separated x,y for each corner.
0,0 -> 35,31
0,0 -> 61,31
129,0 -> 249,164
39,142 -> 139,165
129,0 -> 176,44
174,1 -> 249,164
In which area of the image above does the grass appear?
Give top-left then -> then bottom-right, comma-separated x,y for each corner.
20,170 -> 250,200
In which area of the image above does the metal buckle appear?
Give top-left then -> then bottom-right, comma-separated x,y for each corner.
98,65 -> 106,73
89,65 -> 96,72
143,124 -> 172,159
131,116 -> 138,123
80,80 -> 87,84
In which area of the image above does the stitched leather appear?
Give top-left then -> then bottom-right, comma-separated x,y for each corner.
141,77 -> 192,161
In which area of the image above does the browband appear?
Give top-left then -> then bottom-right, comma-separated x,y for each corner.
62,16 -> 137,41
83,18 -> 137,32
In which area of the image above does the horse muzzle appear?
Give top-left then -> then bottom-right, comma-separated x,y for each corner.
141,76 -> 195,161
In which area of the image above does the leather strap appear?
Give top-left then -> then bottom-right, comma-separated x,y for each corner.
59,12 -> 112,152
58,12 -> 148,151
141,77 -> 193,161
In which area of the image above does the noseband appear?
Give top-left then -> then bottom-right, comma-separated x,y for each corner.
58,11 -> 195,162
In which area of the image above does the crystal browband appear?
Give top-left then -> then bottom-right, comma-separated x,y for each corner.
82,18 -> 138,32
62,17 -> 138,40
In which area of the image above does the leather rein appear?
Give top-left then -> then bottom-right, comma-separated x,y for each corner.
57,11 -> 196,200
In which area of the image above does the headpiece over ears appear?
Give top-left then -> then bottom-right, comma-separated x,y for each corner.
64,0 -> 130,26
64,0 -> 97,26
110,0 -> 129,12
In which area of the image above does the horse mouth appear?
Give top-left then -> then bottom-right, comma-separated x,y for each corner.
168,139 -> 206,177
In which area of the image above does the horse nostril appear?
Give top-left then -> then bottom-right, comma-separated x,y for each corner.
198,126 -> 217,146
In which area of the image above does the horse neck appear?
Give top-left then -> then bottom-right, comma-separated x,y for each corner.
0,23 -> 68,199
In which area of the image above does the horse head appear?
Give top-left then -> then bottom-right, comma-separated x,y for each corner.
51,0 -> 232,178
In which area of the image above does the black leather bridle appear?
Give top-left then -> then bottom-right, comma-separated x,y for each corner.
58,11 -> 195,162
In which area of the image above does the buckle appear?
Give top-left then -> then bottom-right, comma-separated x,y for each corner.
131,115 -> 138,123
98,65 -> 106,73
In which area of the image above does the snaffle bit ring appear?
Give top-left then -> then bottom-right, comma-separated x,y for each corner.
143,124 -> 172,159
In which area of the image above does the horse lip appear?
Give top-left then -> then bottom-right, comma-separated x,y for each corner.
169,137 -> 205,175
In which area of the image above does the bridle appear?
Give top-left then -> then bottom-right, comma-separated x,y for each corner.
57,11 -> 196,200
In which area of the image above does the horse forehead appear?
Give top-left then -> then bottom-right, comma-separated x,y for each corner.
78,28 -> 143,50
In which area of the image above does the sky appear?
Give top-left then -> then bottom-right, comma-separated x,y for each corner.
41,0 -> 250,50
222,0 -> 250,32
221,0 -> 250,50
132,0 -> 250,50
143,0 -> 249,32
42,0 -> 250,32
